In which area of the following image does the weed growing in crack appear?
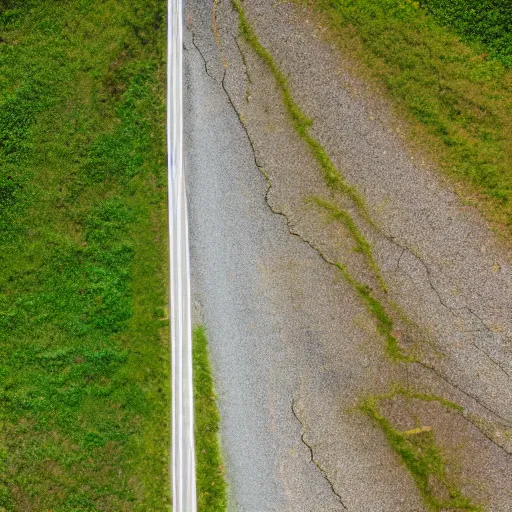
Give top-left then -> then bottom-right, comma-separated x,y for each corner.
336,263 -> 411,361
359,389 -> 480,512
309,195 -> 386,291
227,6 -> 491,510
231,0 -> 370,222
367,383 -> 463,411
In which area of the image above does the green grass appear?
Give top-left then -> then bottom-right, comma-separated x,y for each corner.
420,0 -> 512,67
335,263 -> 410,362
360,388 -> 480,511
193,326 -> 227,512
311,0 -> 512,236
0,0 -> 170,509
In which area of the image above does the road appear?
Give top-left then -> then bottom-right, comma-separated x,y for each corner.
185,0 -> 512,510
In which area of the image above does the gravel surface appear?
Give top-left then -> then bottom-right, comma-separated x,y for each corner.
185,1 -> 512,510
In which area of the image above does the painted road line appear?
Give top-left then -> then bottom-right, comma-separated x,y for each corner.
168,0 -> 197,510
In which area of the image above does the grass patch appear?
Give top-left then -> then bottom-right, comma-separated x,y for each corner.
231,0 -> 370,221
193,326 -> 227,512
420,0 -> 512,67
310,0 -> 512,235
360,388 -> 480,511
0,0 -> 169,509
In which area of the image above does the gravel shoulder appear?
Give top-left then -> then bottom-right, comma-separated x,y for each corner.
186,1 -> 512,510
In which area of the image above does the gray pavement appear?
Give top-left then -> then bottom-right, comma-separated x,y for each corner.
185,1 -> 512,510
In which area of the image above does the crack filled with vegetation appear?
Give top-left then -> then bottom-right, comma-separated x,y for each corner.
231,0 -> 371,224
335,262 -> 412,362
231,0 -> 413,365
359,386 -> 481,511
193,326 -> 228,512
309,196 -> 386,292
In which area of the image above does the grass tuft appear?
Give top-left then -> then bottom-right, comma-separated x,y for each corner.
309,196 -> 386,291
335,263 -> 410,361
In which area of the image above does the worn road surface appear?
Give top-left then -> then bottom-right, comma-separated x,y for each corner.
185,1 -> 512,510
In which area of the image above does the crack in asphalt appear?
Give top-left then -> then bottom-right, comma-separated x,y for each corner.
415,359 -> 512,428
391,238 -> 512,380
189,25 -> 512,474
291,399 -> 348,510
191,33 -> 214,79
190,31 -> 353,504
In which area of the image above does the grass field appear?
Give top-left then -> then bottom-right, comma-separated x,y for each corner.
0,0 -> 171,509
311,0 -> 512,237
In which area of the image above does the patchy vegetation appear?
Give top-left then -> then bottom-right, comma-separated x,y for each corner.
311,0 -> 512,236
360,387 -> 481,511
309,196 -> 385,291
0,0 -> 169,509
193,326 -> 227,512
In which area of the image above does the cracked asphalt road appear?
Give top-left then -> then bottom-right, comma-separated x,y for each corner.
185,0 -> 512,510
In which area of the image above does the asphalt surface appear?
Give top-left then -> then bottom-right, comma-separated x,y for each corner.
184,23 -> 357,512
185,1 -> 512,510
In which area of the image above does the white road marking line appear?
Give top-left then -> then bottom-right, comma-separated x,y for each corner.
168,0 -> 197,509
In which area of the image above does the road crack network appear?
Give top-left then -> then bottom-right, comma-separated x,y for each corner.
189,24 -> 512,464
391,237 -> 511,381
